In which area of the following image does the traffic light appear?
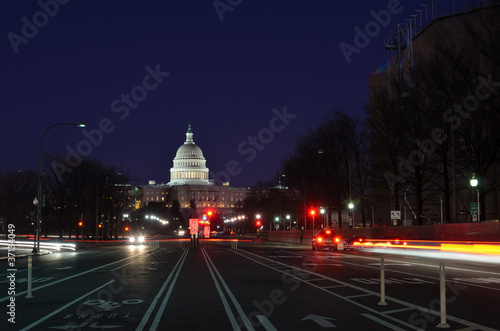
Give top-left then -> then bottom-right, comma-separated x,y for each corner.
98,224 -> 102,228
78,221 -> 83,227
125,226 -> 129,231
310,210 -> 315,215
207,211 -> 212,216
256,221 -> 261,227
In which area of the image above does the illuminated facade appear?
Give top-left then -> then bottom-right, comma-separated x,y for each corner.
168,123 -> 210,186
142,124 -> 248,210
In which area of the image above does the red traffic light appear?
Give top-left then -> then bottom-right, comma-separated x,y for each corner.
207,211 -> 213,216
78,221 -> 83,227
310,210 -> 315,215
125,226 -> 129,231
98,224 -> 102,228
256,221 -> 261,226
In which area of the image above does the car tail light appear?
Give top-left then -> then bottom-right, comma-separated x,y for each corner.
326,230 -> 331,234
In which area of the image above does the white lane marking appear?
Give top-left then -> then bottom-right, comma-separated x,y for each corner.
289,251 -> 500,292
301,314 -> 337,328
136,248 -> 188,331
234,249 -> 498,331
20,280 -> 115,331
361,313 -> 406,331
257,315 -> 278,331
0,250 -> 150,302
202,248 -> 255,331
149,249 -> 189,330
340,252 -> 500,276
202,248 -> 239,330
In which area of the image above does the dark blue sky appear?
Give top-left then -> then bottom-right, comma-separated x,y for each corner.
1,0 -> 432,187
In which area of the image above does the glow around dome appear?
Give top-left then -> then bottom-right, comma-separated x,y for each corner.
169,124 -> 211,186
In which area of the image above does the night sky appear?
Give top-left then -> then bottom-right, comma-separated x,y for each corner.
1,0 -> 434,187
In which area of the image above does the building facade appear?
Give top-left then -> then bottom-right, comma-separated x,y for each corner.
141,124 -> 248,211
368,2 -> 500,224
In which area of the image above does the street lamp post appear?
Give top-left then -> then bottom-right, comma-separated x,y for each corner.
470,174 -> 480,223
33,122 -> 85,253
318,150 -> 353,229
320,208 -> 325,228
310,210 -> 315,231
348,202 -> 354,228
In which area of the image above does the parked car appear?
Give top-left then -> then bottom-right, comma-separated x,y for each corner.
343,236 -> 369,250
312,229 -> 339,251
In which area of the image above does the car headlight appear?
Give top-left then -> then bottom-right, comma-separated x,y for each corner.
129,237 -> 135,243
138,237 -> 145,243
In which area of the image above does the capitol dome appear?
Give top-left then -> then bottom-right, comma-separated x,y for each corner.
169,124 -> 211,186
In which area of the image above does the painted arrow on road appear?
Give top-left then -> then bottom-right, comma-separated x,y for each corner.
301,314 -> 337,328
48,322 -> 122,329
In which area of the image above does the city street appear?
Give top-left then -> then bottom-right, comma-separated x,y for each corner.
2,238 -> 500,330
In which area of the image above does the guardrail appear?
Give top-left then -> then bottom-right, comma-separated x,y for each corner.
147,240 -> 160,252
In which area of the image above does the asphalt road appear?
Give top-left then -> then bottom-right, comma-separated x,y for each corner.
2,238 -> 499,330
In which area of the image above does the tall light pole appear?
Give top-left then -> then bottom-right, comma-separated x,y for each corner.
320,208 -> 325,228
470,174 -> 480,223
318,149 -> 353,229
33,122 -> 85,253
348,202 -> 354,228
310,210 -> 315,232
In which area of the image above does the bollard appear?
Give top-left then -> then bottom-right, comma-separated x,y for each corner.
378,257 -> 387,305
437,262 -> 450,328
26,255 -> 34,299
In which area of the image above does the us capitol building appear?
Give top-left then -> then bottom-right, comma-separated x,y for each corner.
141,124 -> 248,213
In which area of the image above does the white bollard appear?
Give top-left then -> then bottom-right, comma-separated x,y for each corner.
437,262 -> 451,328
25,255 -> 34,298
378,257 -> 387,305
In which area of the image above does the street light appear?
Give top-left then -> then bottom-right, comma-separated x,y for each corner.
318,149 -> 352,229
470,173 -> 480,222
310,210 -> 315,231
348,202 -> 354,228
33,122 -> 85,253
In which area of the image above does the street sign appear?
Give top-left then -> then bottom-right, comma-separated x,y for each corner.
390,211 -> 401,220
470,202 -> 479,216
189,218 -> 198,235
